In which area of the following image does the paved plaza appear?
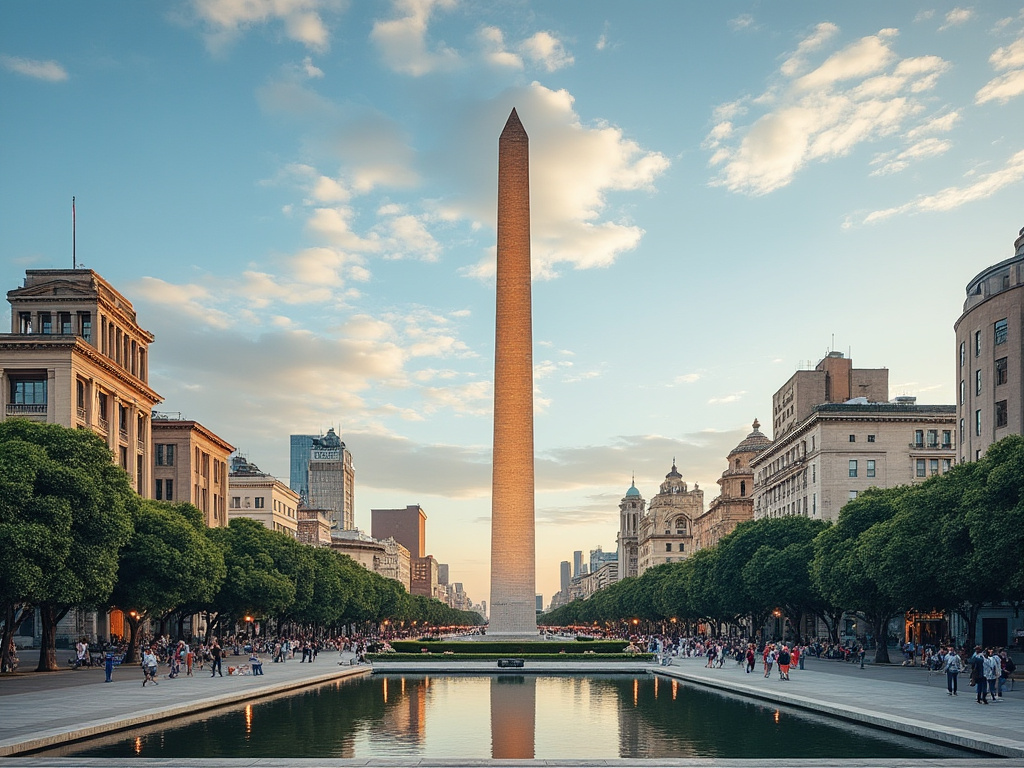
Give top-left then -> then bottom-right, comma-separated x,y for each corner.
0,652 -> 1021,767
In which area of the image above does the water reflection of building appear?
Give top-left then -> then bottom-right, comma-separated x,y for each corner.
491,675 -> 535,759
372,676 -> 427,750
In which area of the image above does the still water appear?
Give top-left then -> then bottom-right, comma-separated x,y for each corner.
50,674 -> 974,759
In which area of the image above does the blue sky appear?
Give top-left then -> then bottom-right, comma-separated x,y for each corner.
3,1 -> 1024,605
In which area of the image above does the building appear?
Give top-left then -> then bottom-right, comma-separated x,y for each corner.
572,551 -> 583,579
615,481 -> 643,581
0,269 -> 162,497
227,454 -> 300,536
559,560 -> 571,593
411,554 -> 439,598
151,413 -> 234,527
692,419 -> 771,552
636,462 -> 703,575
330,529 -> 386,571
372,505 -> 427,558
438,563 -> 450,587
288,434 -> 316,502
376,536 -> 412,590
752,354 -> 956,522
589,545 -> 616,574
954,227 -> 1024,463
299,428 -> 355,531
296,504 -> 332,546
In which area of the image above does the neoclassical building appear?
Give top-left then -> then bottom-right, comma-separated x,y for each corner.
615,480 -> 643,581
636,462 -> 703,575
692,419 -> 772,552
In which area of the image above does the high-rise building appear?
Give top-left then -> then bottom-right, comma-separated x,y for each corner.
589,545 -> 616,574
636,462 -> 703,575
306,428 -> 355,530
572,551 -> 583,579
0,269 -> 162,497
289,434 -> 316,501
616,482 -> 643,581
752,354 -> 955,522
954,227 -> 1024,463
372,504 -> 427,558
559,560 -> 571,593
151,414 -> 234,527
692,419 -> 771,552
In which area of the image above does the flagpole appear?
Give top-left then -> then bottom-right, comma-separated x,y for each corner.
72,196 -> 76,268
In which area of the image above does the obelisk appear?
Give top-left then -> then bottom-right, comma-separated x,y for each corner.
489,108 -> 537,636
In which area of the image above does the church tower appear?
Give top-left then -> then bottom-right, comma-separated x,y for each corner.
616,478 -> 644,581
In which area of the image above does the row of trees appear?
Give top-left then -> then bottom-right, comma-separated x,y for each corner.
543,435 -> 1024,663
0,421 -> 481,672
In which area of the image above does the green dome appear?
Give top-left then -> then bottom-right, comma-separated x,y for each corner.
625,482 -> 641,497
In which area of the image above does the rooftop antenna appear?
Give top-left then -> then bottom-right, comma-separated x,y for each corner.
72,196 -> 76,268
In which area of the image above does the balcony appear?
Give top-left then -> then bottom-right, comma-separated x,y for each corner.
909,443 -> 950,451
76,406 -> 87,422
6,403 -> 47,418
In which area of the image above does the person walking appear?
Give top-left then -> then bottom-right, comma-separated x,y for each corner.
942,646 -> 963,696
969,646 -> 988,704
764,645 -> 776,678
745,645 -> 756,674
998,650 -> 1015,699
777,645 -> 791,680
983,649 -> 1001,702
210,640 -> 223,677
104,651 -> 115,683
142,647 -> 158,687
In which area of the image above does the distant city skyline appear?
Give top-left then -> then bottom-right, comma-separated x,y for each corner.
3,2 -> 1024,602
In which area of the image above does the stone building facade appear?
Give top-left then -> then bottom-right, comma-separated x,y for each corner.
615,480 -> 643,581
636,463 -> 703,575
954,227 -> 1024,463
692,419 -> 771,552
0,269 -> 162,497
151,414 -> 233,527
227,454 -> 300,536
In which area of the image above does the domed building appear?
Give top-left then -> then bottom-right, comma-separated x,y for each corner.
636,461 -> 703,575
692,419 -> 771,552
615,479 -> 644,580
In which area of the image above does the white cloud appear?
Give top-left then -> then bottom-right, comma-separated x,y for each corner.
519,31 -> 574,72
863,148 -> 1024,223
674,373 -> 701,384
729,14 -> 756,31
939,7 -> 974,31
370,0 -> 459,76
478,26 -> 523,69
976,37 -> 1024,105
452,83 -> 669,279
1,55 -> 68,81
706,25 -> 951,195
870,136 -> 952,175
301,56 -> 324,78
708,391 -> 746,405
905,110 -> 959,139
192,0 -> 336,52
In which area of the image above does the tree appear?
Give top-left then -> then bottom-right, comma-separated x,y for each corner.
108,501 -> 225,662
0,421 -> 136,671
812,487 -> 907,663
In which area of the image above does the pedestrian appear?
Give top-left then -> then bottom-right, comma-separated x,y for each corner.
764,645 -> 776,678
142,647 -> 158,687
969,646 -> 987,704
998,650 -> 1015,698
790,644 -> 800,673
777,645 -> 791,680
185,642 -> 194,676
745,645 -> 756,674
983,649 -> 1001,702
210,640 -> 223,677
942,646 -> 963,696
104,651 -> 115,683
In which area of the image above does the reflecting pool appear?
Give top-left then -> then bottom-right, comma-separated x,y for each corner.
46,674 -> 976,759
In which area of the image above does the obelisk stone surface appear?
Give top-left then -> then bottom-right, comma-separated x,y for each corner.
489,108 -> 537,636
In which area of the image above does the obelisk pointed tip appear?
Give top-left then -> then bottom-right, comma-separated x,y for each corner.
500,107 -> 528,141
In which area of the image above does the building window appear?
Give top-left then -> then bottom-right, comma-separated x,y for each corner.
849,434 -> 856,442
959,379 -> 965,405
975,330 -> 982,357
996,357 -> 1008,386
975,409 -> 982,436
927,430 -> 938,447
231,496 -> 240,508
812,493 -> 817,515
929,458 -> 939,475
867,434 -> 875,443
996,400 -> 1008,428
959,418 -> 964,444
665,543 -> 672,552
866,460 -> 875,478
12,378 -> 47,405
79,312 -> 92,343
254,497 -> 265,509
812,463 -> 816,483
119,446 -> 128,470
916,459 -> 926,477
740,480 -> 746,496
18,312 -> 32,333
848,490 -> 858,500
942,459 -> 951,472
165,479 -> 173,501
849,460 -> 858,477
975,370 -> 982,396
155,479 -> 163,500
40,313 -> 52,334
914,429 -> 924,447
942,430 -> 951,448
995,318 -> 1008,346
959,341 -> 965,368
59,313 -> 72,334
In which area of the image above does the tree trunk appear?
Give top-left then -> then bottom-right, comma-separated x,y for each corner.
2,603 -> 29,672
123,616 -> 142,664
35,604 -> 65,671
870,611 -> 893,664
958,603 -> 981,649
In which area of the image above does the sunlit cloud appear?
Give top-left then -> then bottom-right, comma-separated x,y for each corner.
191,0 -> 338,52
370,0 -> 459,76
938,7 -> 974,31
519,31 -> 574,72
976,37 -> 1024,105
705,24 -> 951,195
1,55 -> 68,81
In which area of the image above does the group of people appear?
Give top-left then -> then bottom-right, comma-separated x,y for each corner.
939,645 -> 1016,703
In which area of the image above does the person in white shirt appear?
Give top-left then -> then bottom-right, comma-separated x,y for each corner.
942,647 -> 963,696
